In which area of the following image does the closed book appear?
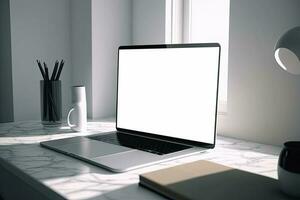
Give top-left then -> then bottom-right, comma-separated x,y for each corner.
140,160 -> 293,200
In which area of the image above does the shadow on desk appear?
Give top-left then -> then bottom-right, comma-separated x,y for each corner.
0,122 -> 74,138
80,171 -> 296,200
86,184 -> 166,200
0,143 -> 114,179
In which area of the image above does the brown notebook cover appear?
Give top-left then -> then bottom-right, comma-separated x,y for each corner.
140,160 -> 294,200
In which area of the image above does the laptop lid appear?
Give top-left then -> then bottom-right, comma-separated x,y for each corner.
116,43 -> 220,148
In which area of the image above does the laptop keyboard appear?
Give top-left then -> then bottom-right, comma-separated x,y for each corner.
88,132 -> 191,155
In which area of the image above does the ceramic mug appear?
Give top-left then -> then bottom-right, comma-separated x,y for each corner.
67,86 -> 87,132
278,141 -> 300,197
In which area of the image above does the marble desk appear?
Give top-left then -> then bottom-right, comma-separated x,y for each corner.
0,120 -> 282,200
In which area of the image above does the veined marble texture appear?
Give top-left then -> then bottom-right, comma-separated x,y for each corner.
0,120 -> 281,200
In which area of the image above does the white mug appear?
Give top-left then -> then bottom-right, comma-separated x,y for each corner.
67,86 -> 87,132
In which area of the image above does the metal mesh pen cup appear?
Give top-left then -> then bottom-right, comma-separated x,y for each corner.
40,80 -> 62,127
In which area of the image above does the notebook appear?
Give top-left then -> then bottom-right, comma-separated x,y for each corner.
139,160 -> 294,200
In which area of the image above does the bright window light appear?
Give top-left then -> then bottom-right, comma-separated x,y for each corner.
166,0 -> 230,114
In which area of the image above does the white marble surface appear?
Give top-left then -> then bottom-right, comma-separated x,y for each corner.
0,120 -> 282,200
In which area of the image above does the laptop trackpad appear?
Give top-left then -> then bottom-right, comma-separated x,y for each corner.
54,140 -> 133,158
92,150 -> 160,172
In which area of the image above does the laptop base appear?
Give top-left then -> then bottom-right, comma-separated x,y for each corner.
40,133 -> 205,172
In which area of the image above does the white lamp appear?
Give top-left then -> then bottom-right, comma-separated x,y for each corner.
274,27 -> 300,74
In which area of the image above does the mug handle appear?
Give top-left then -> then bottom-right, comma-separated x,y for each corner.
67,107 -> 76,128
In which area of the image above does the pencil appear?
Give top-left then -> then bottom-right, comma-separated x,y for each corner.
44,62 -> 49,80
55,60 -> 64,80
51,60 -> 59,80
36,60 -> 45,80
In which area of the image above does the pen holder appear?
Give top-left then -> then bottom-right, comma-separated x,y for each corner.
40,80 -> 62,127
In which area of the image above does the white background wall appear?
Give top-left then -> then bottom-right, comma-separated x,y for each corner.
6,0 -> 135,121
10,0 -> 72,120
218,0 -> 300,145
5,0 -> 300,146
71,0 -> 92,118
132,0 -> 166,45
189,0 -> 230,105
131,0 -> 300,146
91,0 -> 132,119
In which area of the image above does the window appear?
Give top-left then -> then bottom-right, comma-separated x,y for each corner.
166,0 -> 230,114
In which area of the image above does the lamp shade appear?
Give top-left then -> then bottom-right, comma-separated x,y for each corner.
274,27 -> 300,74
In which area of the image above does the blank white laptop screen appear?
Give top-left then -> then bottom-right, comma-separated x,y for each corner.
117,44 -> 220,145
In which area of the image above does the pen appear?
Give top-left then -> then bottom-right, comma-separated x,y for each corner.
51,60 -> 59,80
44,62 -> 49,80
55,60 -> 64,80
37,60 -> 45,80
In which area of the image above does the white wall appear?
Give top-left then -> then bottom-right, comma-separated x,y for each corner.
7,0 -> 300,146
89,0 -> 166,118
189,0 -> 230,106
10,0 -> 72,121
0,0 -> 14,122
132,0 -> 166,44
91,0 -> 132,118
130,0 -> 300,146
8,0 -> 133,121
218,0 -> 300,145
71,0 -> 92,118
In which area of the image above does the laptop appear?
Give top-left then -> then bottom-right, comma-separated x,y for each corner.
40,43 -> 221,172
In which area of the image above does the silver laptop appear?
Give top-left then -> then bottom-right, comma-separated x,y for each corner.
41,43 -> 221,172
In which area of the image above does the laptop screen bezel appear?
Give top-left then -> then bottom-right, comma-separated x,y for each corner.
116,43 -> 221,149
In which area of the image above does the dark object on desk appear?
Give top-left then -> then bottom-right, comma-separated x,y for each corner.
140,160 -> 295,200
278,141 -> 300,198
40,80 -> 62,127
36,60 -> 64,127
